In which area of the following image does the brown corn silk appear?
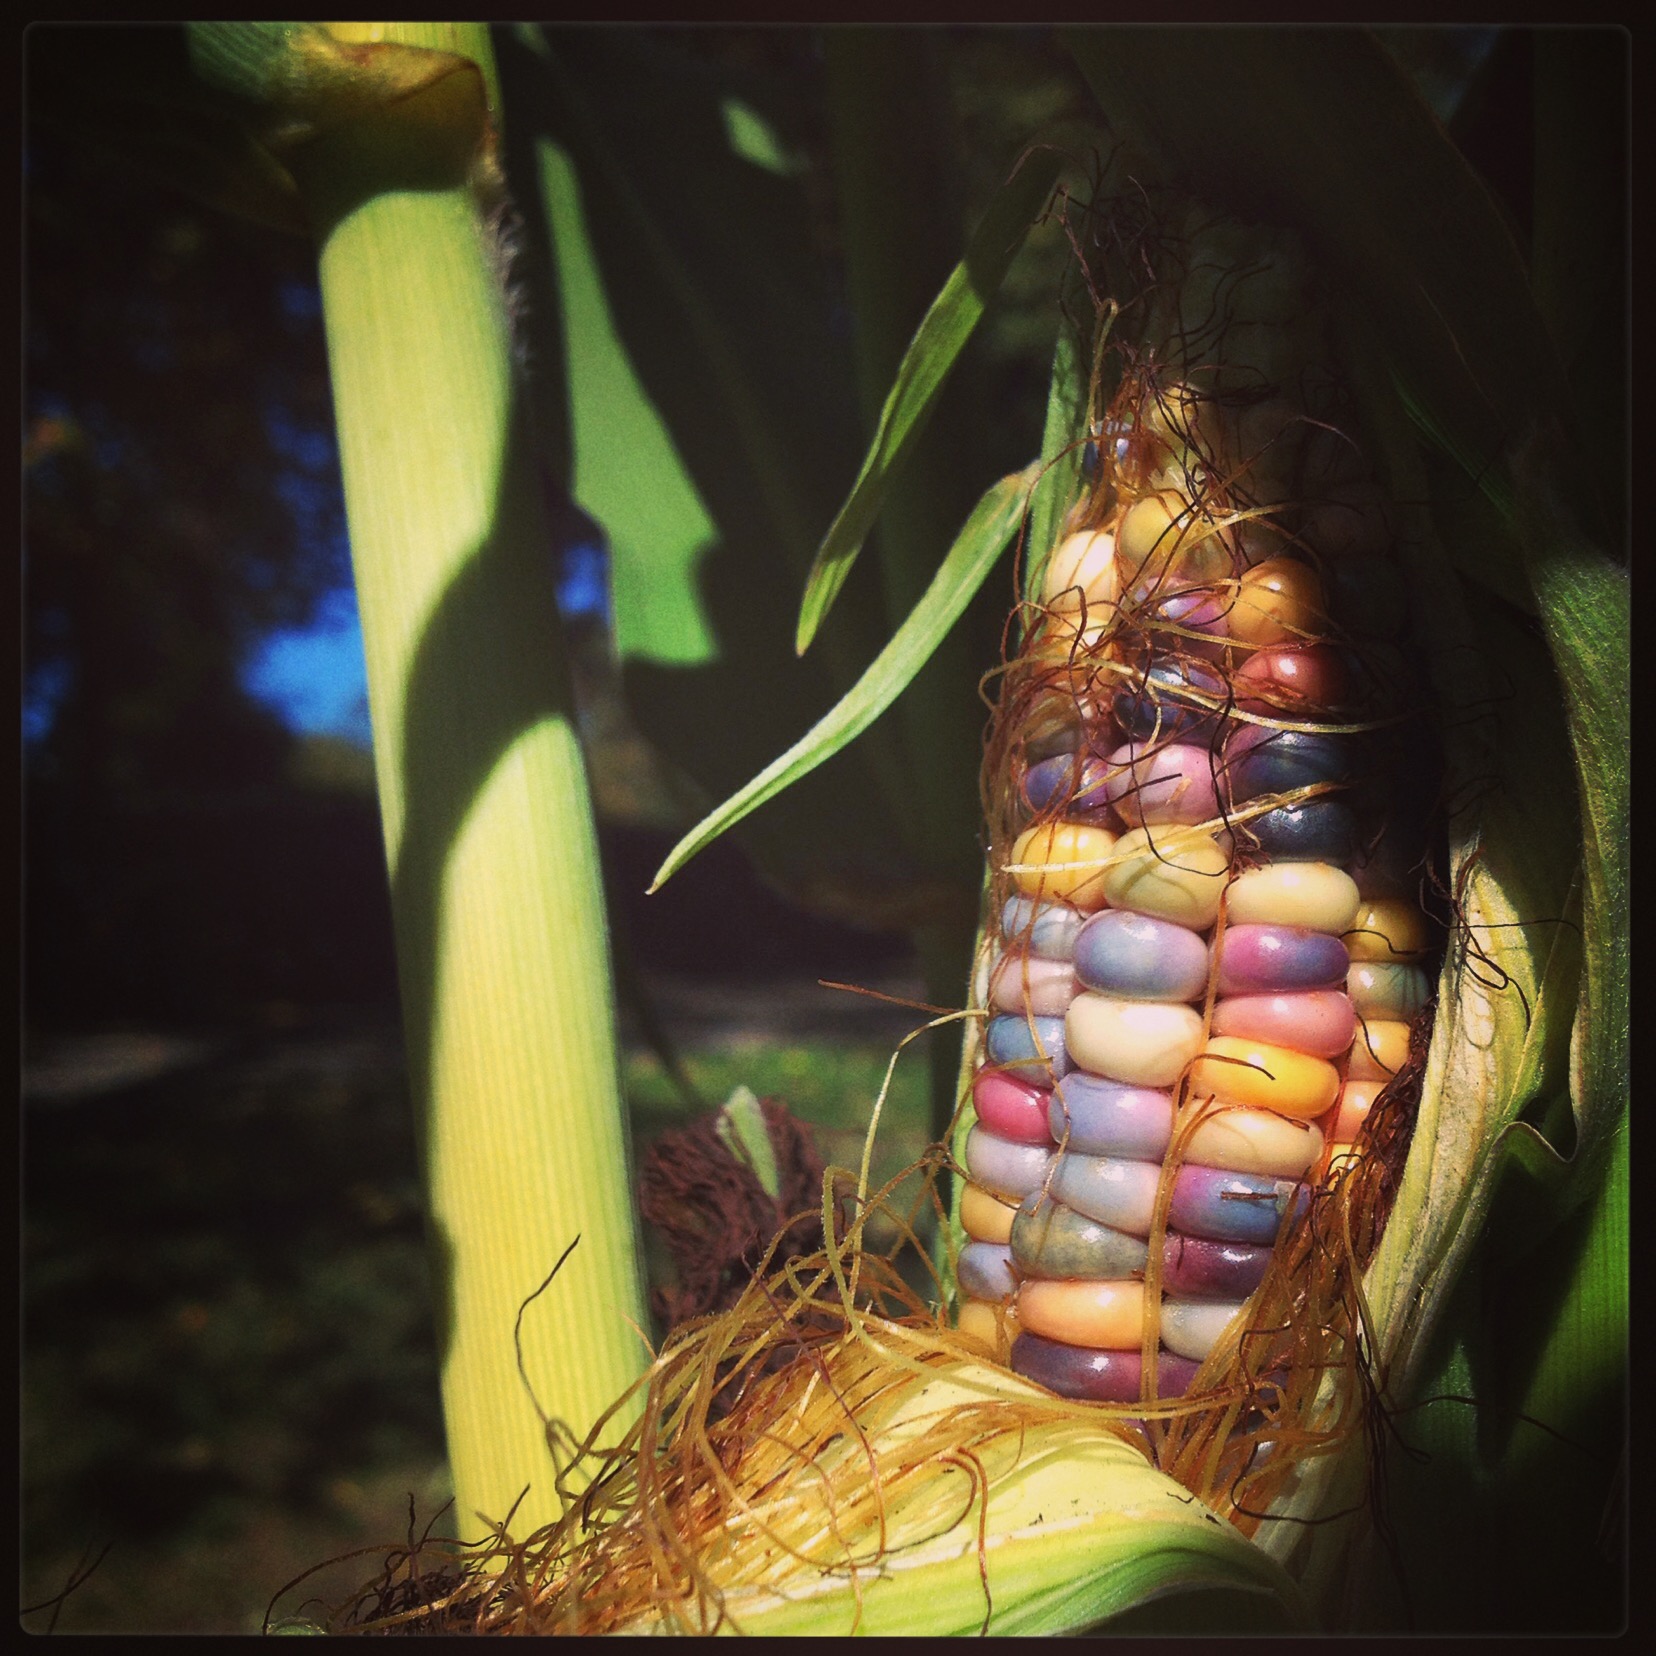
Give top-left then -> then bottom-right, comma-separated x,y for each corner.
284,1164 -> 1155,1635
974,189 -> 1439,1530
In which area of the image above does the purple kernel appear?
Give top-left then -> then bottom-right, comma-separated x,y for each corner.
957,1241 -> 1017,1301
1048,1072 -> 1176,1161
1022,749 -> 1116,819
1214,923 -> 1350,995
1168,1164 -> 1305,1247
1011,1332 -> 1201,1402
1160,1230 -> 1276,1299
1074,909 -> 1211,1002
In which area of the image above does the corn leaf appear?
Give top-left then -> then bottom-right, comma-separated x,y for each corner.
496,29 -> 938,927
795,147 -> 1062,653
1024,327 -> 1089,610
649,464 -> 1038,892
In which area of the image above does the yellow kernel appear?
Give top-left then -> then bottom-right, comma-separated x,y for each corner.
1227,556 -> 1327,646
1344,898 -> 1431,962
1018,1278 -> 1146,1349
1042,529 -> 1120,619
1103,825 -> 1231,929
1009,822 -> 1120,911
1178,1100 -> 1325,1179
1187,1036 -> 1342,1121
1346,1019 -> 1412,1080
1066,994 -> 1206,1089
960,1181 -> 1018,1245
1225,861 -> 1360,934
1117,489 -> 1232,599
956,1297 -> 1018,1359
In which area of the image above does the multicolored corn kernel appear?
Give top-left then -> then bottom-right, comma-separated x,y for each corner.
956,211 -> 1441,1411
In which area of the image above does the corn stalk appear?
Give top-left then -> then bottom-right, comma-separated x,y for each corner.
182,21 -> 649,1541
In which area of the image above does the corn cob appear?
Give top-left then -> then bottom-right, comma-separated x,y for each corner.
956,205 -> 1443,1498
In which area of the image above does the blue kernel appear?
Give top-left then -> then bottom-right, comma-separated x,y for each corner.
985,1013 -> 1071,1083
1245,798 -> 1360,863
1112,659 -> 1226,743
1022,749 -> 1113,816
1073,909 -> 1210,1001
1000,896 -> 1084,962
957,1241 -> 1017,1300
1227,728 -> 1354,803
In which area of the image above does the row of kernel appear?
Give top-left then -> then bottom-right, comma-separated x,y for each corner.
969,371 -> 1437,1392
1003,438 -> 1424,1396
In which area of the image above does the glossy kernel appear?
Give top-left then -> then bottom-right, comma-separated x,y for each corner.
1019,1277 -> 1146,1349
958,1241 -> 1017,1301
1233,642 -> 1351,714
1347,960 -> 1430,1018
1187,1036 -> 1341,1120
1009,821 -> 1119,911
971,1069 -> 1054,1145
1331,1079 -> 1385,1142
1073,909 -> 1211,1002
1049,1073 -> 1175,1160
964,1125 -> 1053,1202
957,1297 -> 1017,1357
960,1180 -> 1019,1244
1042,529 -> 1120,619
1225,861 -> 1361,934
1103,825 -> 1231,929
1011,1195 -> 1150,1280
999,895 -> 1085,962
984,1013 -> 1070,1085
1214,923 -> 1350,994
1347,1019 -> 1412,1081
1209,989 -> 1357,1059
1227,556 -> 1326,646
1178,1100 -> 1325,1179
1049,1152 -> 1162,1236
1066,993 -> 1206,1089
1102,740 -> 1222,828
1343,897 -> 1432,963
1010,1333 -> 1199,1403
989,951 -> 1079,1017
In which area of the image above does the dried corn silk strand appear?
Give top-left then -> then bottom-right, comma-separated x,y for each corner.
956,200 -> 1444,1527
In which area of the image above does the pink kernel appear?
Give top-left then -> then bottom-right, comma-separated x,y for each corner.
971,1069 -> 1055,1144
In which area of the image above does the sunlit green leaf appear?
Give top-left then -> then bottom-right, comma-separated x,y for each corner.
500,28 -> 919,921
531,134 -> 720,667
650,465 -> 1038,892
1025,327 -> 1088,609
795,148 -> 1062,653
